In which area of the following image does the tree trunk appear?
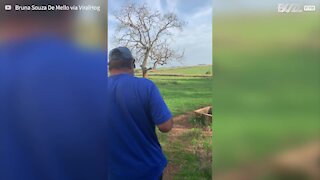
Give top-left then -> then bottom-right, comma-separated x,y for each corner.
142,67 -> 148,78
141,48 -> 151,78
152,62 -> 158,70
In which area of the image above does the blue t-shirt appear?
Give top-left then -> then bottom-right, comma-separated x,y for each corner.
107,74 -> 172,180
0,36 -> 108,180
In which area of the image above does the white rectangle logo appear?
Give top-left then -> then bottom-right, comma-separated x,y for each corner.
304,5 -> 316,12
5,5 -> 12,11
278,4 -> 303,13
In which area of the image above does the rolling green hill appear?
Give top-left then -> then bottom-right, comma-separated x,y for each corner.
213,14 -> 320,174
149,65 -> 212,75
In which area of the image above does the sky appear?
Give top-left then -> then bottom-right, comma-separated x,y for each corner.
108,0 -> 213,67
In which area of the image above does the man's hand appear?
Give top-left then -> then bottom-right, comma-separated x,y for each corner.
157,119 -> 173,133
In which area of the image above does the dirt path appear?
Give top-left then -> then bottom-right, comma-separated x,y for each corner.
162,113 -> 194,180
162,112 -> 213,180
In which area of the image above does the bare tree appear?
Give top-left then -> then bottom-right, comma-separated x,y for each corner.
112,3 -> 185,77
149,42 -> 184,69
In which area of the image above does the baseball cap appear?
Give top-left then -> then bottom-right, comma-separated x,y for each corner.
109,47 -> 134,61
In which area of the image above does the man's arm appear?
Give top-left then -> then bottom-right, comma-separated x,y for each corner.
157,118 -> 173,133
148,81 -> 173,132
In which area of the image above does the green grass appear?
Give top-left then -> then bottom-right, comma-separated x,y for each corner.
145,14 -> 319,179
150,76 -> 212,115
213,14 -> 320,173
153,13 -> 319,178
148,65 -> 212,75
147,70 -> 212,179
158,128 -> 212,180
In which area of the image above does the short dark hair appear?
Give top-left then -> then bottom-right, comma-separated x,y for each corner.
108,48 -> 135,70
108,60 -> 134,70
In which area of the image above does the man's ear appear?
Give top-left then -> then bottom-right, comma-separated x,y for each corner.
133,59 -> 136,69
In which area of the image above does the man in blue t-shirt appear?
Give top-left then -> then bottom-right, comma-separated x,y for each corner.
107,47 -> 173,180
0,1 -> 108,179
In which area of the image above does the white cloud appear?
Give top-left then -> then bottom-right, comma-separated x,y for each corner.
148,0 -> 163,13
172,22 -> 212,66
191,6 -> 212,20
166,0 -> 178,12
171,5 -> 212,66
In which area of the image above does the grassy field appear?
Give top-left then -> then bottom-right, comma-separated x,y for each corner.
145,66 -> 212,179
151,76 -> 212,115
213,13 -> 320,176
147,13 -> 319,179
140,14 -> 319,179
148,65 -> 212,75
147,65 -> 212,115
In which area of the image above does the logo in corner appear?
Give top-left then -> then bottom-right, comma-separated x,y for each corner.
5,5 -> 12,11
278,4 -> 303,13
304,5 -> 316,12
